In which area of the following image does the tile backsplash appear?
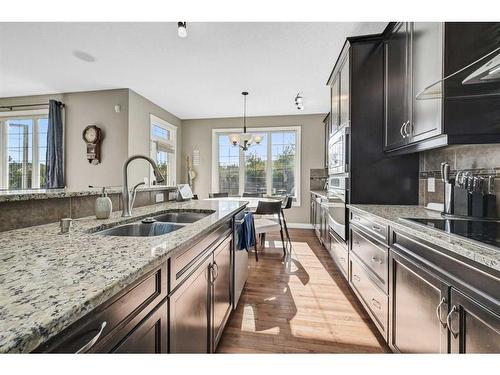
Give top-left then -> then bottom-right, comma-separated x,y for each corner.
419,144 -> 500,216
310,168 -> 328,190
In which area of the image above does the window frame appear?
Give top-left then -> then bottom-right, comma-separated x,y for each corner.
149,114 -> 177,186
0,109 -> 49,190
211,126 -> 301,206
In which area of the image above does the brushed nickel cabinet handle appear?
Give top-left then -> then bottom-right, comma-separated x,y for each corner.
371,298 -> 381,310
353,216 -> 360,221
372,225 -> 381,232
76,321 -> 107,354
371,256 -> 383,264
352,274 -> 361,282
400,123 -> 406,138
435,297 -> 447,328
446,305 -> 459,338
339,256 -> 346,262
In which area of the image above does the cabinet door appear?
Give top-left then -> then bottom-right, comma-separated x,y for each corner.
449,289 -> 500,353
389,250 -> 449,353
111,300 -> 167,353
324,114 -> 330,168
384,22 -> 409,150
339,55 -> 350,127
169,254 -> 211,353
212,237 -> 233,350
331,76 -> 340,133
409,22 -> 443,143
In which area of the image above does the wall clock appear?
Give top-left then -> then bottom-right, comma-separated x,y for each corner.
82,125 -> 103,165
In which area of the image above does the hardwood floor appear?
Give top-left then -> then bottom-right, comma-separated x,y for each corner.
217,229 -> 390,353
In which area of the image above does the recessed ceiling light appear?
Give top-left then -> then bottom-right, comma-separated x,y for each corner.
178,22 -> 187,38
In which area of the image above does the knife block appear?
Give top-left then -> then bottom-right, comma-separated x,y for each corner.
471,192 -> 485,217
485,194 -> 497,218
453,186 -> 471,216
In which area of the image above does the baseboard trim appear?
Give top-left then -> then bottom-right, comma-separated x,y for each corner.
287,223 -> 313,229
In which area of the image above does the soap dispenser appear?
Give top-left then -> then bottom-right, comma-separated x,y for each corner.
95,187 -> 112,219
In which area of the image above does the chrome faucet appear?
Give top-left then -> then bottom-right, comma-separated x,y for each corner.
122,155 -> 165,217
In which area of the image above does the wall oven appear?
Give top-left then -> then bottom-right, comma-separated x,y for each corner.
327,175 -> 348,242
328,125 -> 349,175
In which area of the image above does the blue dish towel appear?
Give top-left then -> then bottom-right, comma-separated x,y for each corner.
237,212 -> 256,251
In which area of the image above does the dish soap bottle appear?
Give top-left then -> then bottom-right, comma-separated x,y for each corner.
95,187 -> 112,219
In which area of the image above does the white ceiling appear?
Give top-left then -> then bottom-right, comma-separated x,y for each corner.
0,22 -> 387,119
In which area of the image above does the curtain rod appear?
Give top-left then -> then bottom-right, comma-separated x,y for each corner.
0,102 -> 65,110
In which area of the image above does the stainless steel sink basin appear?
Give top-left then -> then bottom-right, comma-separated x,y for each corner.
98,222 -> 184,237
152,210 -> 214,223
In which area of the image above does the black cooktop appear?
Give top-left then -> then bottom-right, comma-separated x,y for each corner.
403,218 -> 500,249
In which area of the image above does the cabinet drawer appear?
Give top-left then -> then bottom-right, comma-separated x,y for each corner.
170,220 -> 231,290
350,212 -> 388,244
36,263 -> 167,353
350,255 -> 388,339
350,228 -> 388,292
329,229 -> 348,279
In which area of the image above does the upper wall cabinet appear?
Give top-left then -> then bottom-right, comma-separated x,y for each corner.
384,22 -> 500,154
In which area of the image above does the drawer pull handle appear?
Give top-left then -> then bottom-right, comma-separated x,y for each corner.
76,321 -> 107,354
372,225 -> 381,232
371,298 -> 381,310
353,240 -> 360,246
446,305 -> 459,338
339,257 -> 346,262
353,216 -> 360,221
352,274 -> 361,282
371,256 -> 383,265
435,297 -> 447,328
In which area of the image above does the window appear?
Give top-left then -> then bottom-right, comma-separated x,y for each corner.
150,114 -> 177,186
0,110 -> 49,190
212,126 -> 301,205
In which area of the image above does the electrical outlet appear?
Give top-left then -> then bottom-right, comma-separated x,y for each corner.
427,177 -> 436,193
155,193 -> 164,203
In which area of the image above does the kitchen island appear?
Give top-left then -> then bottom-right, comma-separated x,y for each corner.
0,199 -> 247,353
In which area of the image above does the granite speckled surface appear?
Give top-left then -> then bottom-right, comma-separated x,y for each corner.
0,186 -> 177,203
0,199 -> 247,353
348,204 -> 499,272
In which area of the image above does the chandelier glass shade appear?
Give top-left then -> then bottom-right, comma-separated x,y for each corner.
229,92 -> 262,151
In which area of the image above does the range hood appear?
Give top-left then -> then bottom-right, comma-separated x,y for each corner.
416,46 -> 500,100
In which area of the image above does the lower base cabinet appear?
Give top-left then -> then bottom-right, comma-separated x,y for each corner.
111,300 -> 168,353
449,289 -> 500,353
169,234 -> 233,353
389,249 -> 449,353
169,254 -> 212,353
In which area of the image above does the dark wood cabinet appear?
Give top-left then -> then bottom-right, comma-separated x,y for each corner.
212,237 -> 233,350
409,22 -> 443,143
384,22 -> 500,154
389,249 -> 449,353
331,77 -> 340,133
449,289 -> 500,353
384,22 -> 409,151
339,54 -> 350,128
111,300 -> 168,353
169,253 -> 211,353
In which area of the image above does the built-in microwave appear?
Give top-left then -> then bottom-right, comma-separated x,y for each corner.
328,125 -> 349,175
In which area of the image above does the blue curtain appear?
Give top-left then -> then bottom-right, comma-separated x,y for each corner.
45,100 -> 64,188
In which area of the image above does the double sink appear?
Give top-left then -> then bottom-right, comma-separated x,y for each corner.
97,210 -> 215,237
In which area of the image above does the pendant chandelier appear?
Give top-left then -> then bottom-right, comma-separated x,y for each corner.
229,91 -> 262,151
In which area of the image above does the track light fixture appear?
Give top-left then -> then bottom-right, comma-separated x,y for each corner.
295,93 -> 304,111
178,22 -> 187,38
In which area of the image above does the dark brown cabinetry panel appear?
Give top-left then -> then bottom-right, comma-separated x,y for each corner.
449,289 -> 500,353
389,249 -> 449,353
212,237 -> 233,350
169,253 -> 211,353
384,22 -> 409,151
111,300 -> 168,353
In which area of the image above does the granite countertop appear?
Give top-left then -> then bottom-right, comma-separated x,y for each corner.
0,186 -> 178,203
348,204 -> 499,272
0,199 -> 247,353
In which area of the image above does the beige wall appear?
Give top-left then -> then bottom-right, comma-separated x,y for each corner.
0,89 -> 129,190
181,114 -> 326,223
127,89 -> 182,187
0,89 -> 182,191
